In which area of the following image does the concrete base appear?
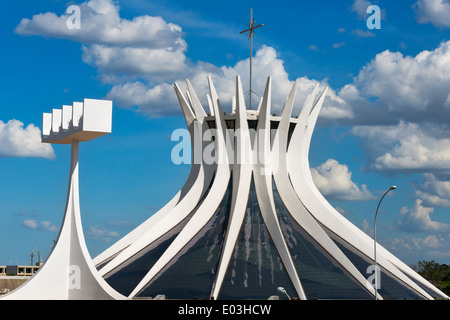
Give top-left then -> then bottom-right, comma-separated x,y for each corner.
0,276 -> 30,294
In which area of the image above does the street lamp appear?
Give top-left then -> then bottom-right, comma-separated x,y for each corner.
373,185 -> 396,300
277,287 -> 291,300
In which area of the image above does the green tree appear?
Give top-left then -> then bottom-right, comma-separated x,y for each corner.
413,260 -> 450,297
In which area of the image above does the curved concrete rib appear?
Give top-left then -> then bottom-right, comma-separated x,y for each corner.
252,77 -> 306,300
98,83 -> 215,278
2,143 -> 125,300
94,82 -> 208,268
129,77 -> 232,298
287,87 -> 435,299
94,189 -> 180,267
272,81 -> 378,298
305,91 -> 447,299
210,75 -> 253,299
88,74 -> 446,300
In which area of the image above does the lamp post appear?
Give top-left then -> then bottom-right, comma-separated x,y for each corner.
373,185 -> 396,300
277,287 -> 291,300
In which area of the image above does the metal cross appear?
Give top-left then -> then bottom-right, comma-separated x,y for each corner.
240,8 -> 263,110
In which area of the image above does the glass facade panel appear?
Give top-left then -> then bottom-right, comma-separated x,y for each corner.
273,181 -> 373,300
136,178 -> 233,299
102,168 -> 437,300
104,219 -> 188,296
404,273 -> 448,299
218,178 -> 297,300
104,175 -> 216,296
322,225 -> 426,300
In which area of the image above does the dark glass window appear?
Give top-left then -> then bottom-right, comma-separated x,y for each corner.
321,225 -> 426,300
135,178 -> 233,299
403,273 -> 448,299
287,122 -> 296,147
104,174 -> 216,296
218,178 -> 297,300
273,180 -> 373,300
104,218 -> 190,296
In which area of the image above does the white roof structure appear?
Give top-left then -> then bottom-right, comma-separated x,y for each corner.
92,76 -> 449,300
1,99 -> 125,300
2,77 -> 446,300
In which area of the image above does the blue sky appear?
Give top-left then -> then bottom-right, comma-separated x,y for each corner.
1,0 -> 450,267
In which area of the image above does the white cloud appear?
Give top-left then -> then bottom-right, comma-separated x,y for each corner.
311,40 -> 450,130
17,0 -> 450,183
421,235 -> 443,248
360,219 -> 370,235
352,29 -> 375,38
350,0 -> 385,37
416,190 -> 450,207
384,234 -> 450,263
335,206 -> 350,216
18,0 -> 450,128
317,40 -> 450,126
106,81 -> 180,117
81,44 -> 187,82
0,120 -> 55,159
21,219 -> 59,232
87,225 -> 120,242
107,45 -> 353,120
15,0 -> 185,49
15,0 -> 188,83
395,199 -> 449,232
23,218 -> 118,240
350,41 -> 450,123
15,0 -> 353,122
352,122 -> 450,173
415,173 -> 450,207
414,0 -> 450,28
39,221 -> 59,232
22,219 -> 38,229
351,0 -> 373,19
311,158 -> 375,201
332,42 -> 346,49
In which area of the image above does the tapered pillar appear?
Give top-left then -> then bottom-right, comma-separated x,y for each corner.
2,99 -> 125,300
